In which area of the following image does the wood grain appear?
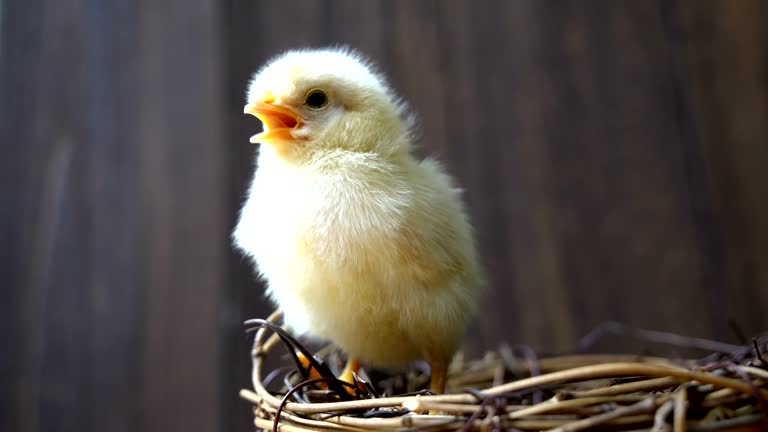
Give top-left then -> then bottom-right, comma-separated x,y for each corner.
3,1 -> 767,432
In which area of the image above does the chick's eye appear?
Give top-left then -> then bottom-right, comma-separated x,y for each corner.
305,90 -> 328,109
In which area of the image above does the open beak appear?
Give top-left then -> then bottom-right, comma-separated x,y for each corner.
243,101 -> 302,144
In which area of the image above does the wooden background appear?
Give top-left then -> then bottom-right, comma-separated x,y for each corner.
3,1 -> 767,431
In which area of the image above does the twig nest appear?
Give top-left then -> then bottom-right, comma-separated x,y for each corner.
242,313 -> 768,431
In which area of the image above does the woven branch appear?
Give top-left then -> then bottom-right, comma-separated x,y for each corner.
241,312 -> 768,432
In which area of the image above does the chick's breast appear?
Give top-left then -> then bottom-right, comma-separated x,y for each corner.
235,152 -> 480,367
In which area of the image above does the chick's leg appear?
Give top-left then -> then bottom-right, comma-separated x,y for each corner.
296,353 -> 362,394
428,357 -> 449,394
296,352 -> 324,380
339,357 -> 360,384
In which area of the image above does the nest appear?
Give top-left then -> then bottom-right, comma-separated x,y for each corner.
240,312 -> 768,432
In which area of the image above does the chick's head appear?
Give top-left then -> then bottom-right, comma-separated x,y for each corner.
244,48 -> 413,160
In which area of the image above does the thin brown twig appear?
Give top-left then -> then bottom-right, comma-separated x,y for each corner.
252,310 -> 283,355
502,415 -> 654,431
569,376 -> 679,398
273,378 -> 360,432
459,396 -> 494,432
509,394 -> 659,420
482,362 -> 768,399
254,416 -> 319,432
687,414 -> 766,432
739,365 -> 768,380
753,338 -> 766,365
727,363 -> 768,430
402,400 -> 488,414
653,399 -> 674,431
545,397 -> 659,432
323,413 -> 457,429
674,385 -> 688,432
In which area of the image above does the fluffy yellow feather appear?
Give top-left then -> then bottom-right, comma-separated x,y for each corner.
233,48 -> 481,393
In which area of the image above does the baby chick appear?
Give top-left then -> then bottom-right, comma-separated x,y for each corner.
233,48 -> 481,393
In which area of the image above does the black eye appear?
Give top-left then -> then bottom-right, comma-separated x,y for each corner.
305,90 -> 328,109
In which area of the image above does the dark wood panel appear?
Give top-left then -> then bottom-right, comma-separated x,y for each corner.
137,0 -> 225,431
679,0 -> 768,339
3,0 -> 145,430
4,1 -> 768,432
3,0 -> 226,430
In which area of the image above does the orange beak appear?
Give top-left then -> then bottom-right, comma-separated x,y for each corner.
243,100 -> 302,144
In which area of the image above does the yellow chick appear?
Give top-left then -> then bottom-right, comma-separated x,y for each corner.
233,48 -> 481,393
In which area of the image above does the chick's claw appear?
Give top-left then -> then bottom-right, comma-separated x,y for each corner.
339,357 -> 361,385
296,352 -> 368,397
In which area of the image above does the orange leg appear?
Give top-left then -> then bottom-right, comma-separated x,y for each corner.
429,358 -> 448,394
296,352 -> 324,380
297,353 -> 364,394
339,357 -> 360,384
